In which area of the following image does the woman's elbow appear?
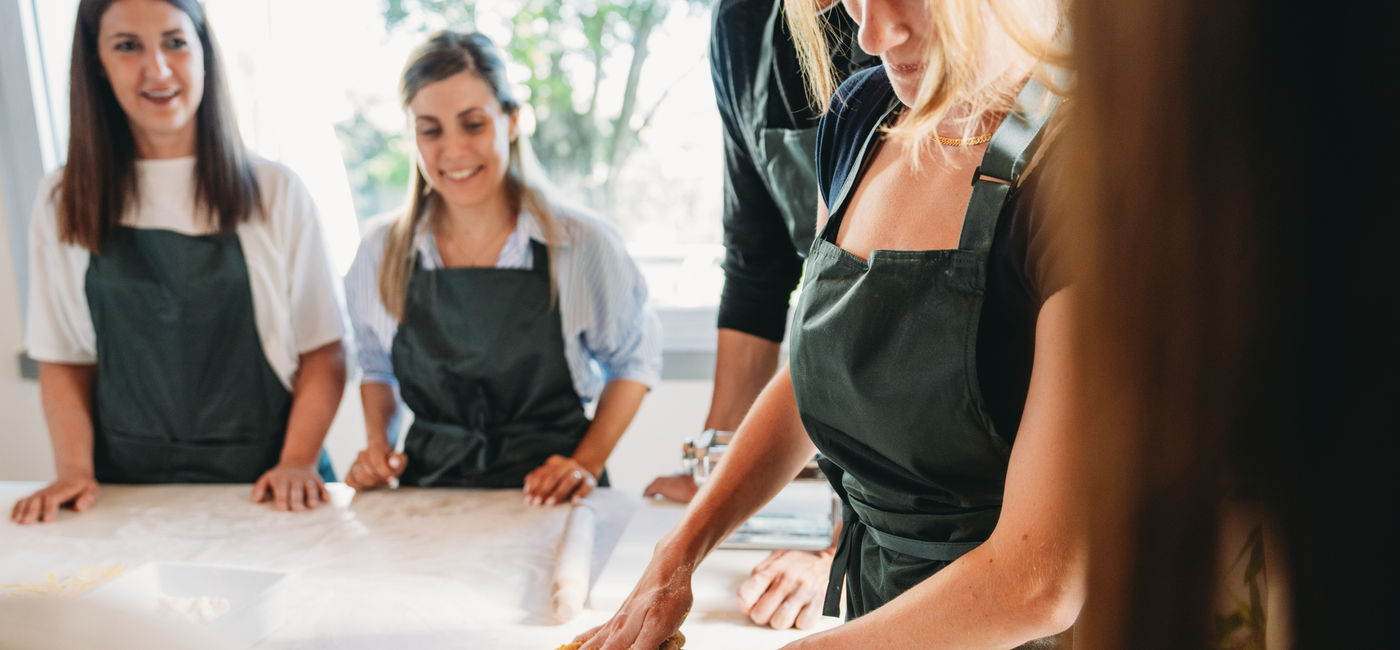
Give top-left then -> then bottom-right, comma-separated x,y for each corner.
302,339 -> 349,385
1014,557 -> 1086,637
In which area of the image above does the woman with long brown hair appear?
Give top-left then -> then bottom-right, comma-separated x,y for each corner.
341,31 -> 660,503
577,0 -> 1083,647
11,0 -> 348,524
1062,0 -> 1397,647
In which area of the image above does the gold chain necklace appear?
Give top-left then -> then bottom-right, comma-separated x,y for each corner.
935,132 -> 994,147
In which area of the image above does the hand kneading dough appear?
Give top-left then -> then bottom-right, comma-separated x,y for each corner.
556,630 -> 685,650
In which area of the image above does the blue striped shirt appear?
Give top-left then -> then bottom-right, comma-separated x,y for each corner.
344,204 -> 662,402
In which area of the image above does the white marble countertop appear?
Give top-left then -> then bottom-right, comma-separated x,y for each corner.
0,482 -> 837,649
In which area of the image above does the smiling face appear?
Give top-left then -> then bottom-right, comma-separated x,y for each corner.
96,0 -> 205,158
407,71 -> 518,213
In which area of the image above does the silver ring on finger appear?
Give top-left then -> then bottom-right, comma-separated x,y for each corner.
572,469 -> 583,481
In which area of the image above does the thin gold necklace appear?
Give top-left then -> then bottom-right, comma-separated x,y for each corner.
935,132 -> 994,147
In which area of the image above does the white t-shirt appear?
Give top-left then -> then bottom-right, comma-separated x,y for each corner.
25,156 -> 348,390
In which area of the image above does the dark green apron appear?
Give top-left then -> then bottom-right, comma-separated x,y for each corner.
751,0 -> 877,256
789,81 -> 1059,624
86,226 -> 334,483
391,240 -> 596,488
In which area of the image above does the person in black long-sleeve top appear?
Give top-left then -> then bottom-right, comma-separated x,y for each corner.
642,0 -> 872,631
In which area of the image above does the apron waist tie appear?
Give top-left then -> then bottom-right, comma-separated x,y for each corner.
822,502 -> 860,617
821,509 -> 987,617
865,527 -> 983,562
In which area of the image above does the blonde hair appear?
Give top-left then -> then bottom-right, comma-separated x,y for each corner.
785,0 -> 1068,153
379,31 -> 562,321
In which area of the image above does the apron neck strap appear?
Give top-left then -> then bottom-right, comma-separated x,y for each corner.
528,238 -> 549,274
958,77 -> 1061,253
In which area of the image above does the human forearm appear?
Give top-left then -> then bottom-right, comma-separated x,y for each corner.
359,381 -> 400,450
37,362 -> 97,478
787,534 -> 1081,649
14,363 -> 100,523
704,328 -> 782,430
279,341 -> 346,466
571,378 -> 648,477
667,366 -> 818,564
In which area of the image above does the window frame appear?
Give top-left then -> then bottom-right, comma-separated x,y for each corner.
1,0 -> 61,343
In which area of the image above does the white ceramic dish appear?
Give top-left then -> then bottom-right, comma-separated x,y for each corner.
84,562 -> 289,648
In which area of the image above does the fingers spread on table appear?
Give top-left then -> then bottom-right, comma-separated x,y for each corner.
745,569 -> 798,625
629,617 -> 676,650
16,493 -> 39,525
641,474 -> 697,504
795,597 -> 825,629
42,493 -> 63,524
15,495 -> 37,525
522,465 -> 543,501
526,462 -> 568,506
737,563 -> 778,612
766,588 -> 811,630
741,550 -> 825,630
303,479 -> 323,508
288,481 -> 305,512
15,496 -> 33,525
545,469 -> 587,506
642,477 -> 664,499
272,478 -> 291,511
73,486 -> 98,512
251,476 -> 271,503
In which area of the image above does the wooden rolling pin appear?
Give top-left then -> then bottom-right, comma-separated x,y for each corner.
551,502 -> 595,623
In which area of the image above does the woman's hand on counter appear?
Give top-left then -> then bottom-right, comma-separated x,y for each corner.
642,473 -> 698,503
575,547 -> 695,650
345,447 -> 407,491
738,548 -> 834,630
251,463 -> 329,511
10,475 -> 99,525
523,454 -> 597,506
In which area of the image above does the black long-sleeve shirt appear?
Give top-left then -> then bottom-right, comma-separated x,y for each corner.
709,0 -> 873,341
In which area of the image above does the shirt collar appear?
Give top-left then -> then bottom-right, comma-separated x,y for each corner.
413,203 -> 571,261
519,207 -> 572,247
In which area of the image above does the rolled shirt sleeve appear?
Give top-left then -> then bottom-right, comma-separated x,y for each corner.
557,209 -> 663,394
24,172 -> 98,364
343,216 -> 399,386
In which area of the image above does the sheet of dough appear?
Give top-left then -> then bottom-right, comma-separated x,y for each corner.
0,484 -> 636,649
